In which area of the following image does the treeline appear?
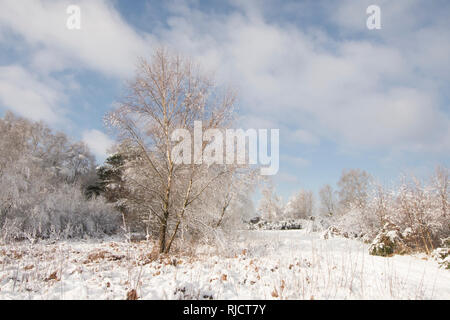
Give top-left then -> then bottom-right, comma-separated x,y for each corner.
0,112 -> 120,241
328,168 -> 449,254
260,167 -> 449,254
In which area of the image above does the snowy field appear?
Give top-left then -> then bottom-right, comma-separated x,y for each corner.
0,230 -> 449,300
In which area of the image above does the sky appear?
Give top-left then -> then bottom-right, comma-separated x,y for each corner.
0,0 -> 449,201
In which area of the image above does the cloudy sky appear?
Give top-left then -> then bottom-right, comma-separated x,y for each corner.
0,0 -> 449,199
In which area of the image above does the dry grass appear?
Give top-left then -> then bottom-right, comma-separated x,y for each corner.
0,232 -> 448,300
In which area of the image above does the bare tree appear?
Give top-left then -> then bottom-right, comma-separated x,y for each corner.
337,169 -> 372,213
214,168 -> 258,228
432,165 -> 449,220
284,189 -> 314,219
106,48 -> 241,254
318,184 -> 335,216
257,182 -> 282,220
371,183 -> 390,226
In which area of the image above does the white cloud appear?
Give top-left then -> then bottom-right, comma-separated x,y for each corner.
0,0 -> 157,139
0,0 -> 153,77
0,65 -> 65,123
147,2 -> 449,153
1,0 -> 448,155
82,129 -> 114,162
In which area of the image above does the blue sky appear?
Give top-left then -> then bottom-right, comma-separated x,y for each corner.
0,0 -> 449,201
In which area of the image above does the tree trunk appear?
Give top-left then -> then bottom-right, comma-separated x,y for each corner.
216,203 -> 228,228
165,220 -> 181,254
158,215 -> 168,253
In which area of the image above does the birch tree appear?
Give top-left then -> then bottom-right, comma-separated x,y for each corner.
319,184 -> 336,216
106,48 -> 245,254
257,182 -> 282,220
284,189 -> 314,219
337,169 -> 372,213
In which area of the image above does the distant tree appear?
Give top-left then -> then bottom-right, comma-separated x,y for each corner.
284,189 -> 314,219
258,183 -> 283,220
0,111 -> 96,186
337,169 -> 372,212
432,165 -> 449,220
318,184 -> 336,216
213,168 -> 258,229
0,111 -> 119,240
86,152 -> 134,232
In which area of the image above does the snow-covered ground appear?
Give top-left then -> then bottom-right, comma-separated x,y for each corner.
0,230 -> 448,300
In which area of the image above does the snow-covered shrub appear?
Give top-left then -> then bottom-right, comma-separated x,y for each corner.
334,209 -> 368,238
329,167 -> 449,254
366,170 -> 449,256
441,237 -> 450,248
386,172 -> 449,254
321,226 -> 345,239
431,237 -> 450,269
432,248 -> 449,269
1,174 -> 121,242
329,183 -> 391,242
369,223 -> 409,257
320,170 -> 381,242
248,218 -> 305,230
36,185 -> 120,238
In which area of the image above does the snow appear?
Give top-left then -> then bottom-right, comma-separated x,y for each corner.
386,230 -> 401,242
0,230 -> 449,300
